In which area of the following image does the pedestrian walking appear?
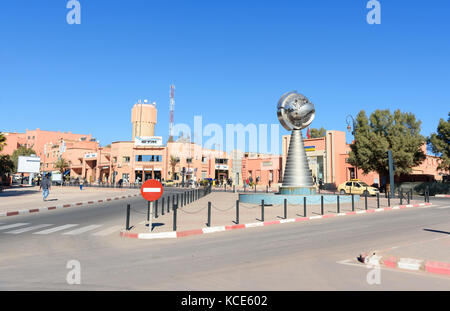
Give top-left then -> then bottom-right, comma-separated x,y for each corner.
80,178 -> 84,191
40,174 -> 51,201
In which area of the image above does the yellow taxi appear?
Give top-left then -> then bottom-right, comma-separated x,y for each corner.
163,180 -> 174,186
337,179 -> 379,196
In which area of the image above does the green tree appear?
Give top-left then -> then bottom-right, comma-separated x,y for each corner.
428,113 -> 450,172
54,158 -> 70,184
348,109 -> 426,180
169,155 -> 179,180
0,133 -> 6,151
309,127 -> 326,138
0,155 -> 14,186
11,146 -> 37,172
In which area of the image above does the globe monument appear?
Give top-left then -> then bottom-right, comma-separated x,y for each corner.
239,91 -> 360,205
277,91 -> 317,195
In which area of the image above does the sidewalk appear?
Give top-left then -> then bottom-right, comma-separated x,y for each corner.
123,191 -> 429,237
0,186 -> 140,215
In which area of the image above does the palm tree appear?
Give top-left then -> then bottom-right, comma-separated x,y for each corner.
0,133 -> 6,152
169,155 -> 179,180
54,158 -> 70,186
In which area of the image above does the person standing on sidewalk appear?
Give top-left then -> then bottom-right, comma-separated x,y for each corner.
40,174 -> 51,201
80,178 -> 84,191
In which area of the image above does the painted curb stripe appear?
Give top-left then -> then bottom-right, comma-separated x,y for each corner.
245,222 -> 264,228
425,261 -> 450,276
202,226 -> 226,234
397,258 -> 423,271
177,229 -> 203,237
225,224 -> 245,230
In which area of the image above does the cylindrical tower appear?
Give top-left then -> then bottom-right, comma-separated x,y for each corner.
131,100 -> 157,140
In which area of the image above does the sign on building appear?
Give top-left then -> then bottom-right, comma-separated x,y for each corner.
84,153 -> 97,159
17,156 -> 41,173
134,136 -> 163,147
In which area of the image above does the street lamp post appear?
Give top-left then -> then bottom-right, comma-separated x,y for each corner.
346,115 -> 358,179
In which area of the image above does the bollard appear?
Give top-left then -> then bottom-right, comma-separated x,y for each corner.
126,204 -> 131,230
337,195 -> 340,213
147,201 -> 150,221
407,192 -> 410,205
168,196 -> 171,213
400,189 -> 403,205
266,185 -> 269,193
207,202 -> 211,227
177,194 -> 179,209
261,200 -> 265,222
388,192 -> 391,206
233,185 -> 236,193
173,203 -> 178,231
185,191 -> 187,205
304,196 -> 307,217
321,195 -> 324,215
351,194 -> 355,211
284,198 -> 287,219
236,200 -> 240,224
155,200 -> 159,218
376,193 -> 380,209
255,185 -> 257,193
162,197 -> 165,216
410,189 -> 413,201
365,192 -> 368,210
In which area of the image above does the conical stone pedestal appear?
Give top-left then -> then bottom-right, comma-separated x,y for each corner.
280,129 -> 316,195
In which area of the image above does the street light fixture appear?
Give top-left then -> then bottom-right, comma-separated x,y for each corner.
346,114 -> 358,179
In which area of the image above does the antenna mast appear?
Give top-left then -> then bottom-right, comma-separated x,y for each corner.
169,84 -> 175,142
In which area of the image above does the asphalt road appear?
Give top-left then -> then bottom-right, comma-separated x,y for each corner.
0,192 -> 449,290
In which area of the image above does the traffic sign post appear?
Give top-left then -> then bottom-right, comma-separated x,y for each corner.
140,179 -> 164,232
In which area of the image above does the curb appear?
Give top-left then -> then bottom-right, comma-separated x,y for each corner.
120,202 -> 433,240
435,194 -> 450,198
358,253 -> 450,277
0,193 -> 140,218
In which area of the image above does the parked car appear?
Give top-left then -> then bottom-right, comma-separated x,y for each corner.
163,180 -> 174,186
337,179 -> 379,196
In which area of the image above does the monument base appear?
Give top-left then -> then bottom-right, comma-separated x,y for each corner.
279,186 -> 316,195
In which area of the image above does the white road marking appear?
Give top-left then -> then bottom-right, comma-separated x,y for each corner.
62,225 -> 103,235
143,188 -> 161,193
92,225 -> 123,236
34,224 -> 78,235
0,223 -> 30,231
436,206 -> 449,209
5,224 -> 53,234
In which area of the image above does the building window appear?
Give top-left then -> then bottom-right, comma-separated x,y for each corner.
123,156 -> 130,163
113,157 -> 117,163
136,155 -> 162,162
122,173 -> 129,182
215,158 -> 228,164
202,156 -> 207,164
187,158 -> 192,164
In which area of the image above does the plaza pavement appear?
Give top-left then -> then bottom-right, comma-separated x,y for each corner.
0,186 -> 140,215
123,190 -> 428,236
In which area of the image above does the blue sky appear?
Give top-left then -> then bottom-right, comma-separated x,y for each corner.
0,0 -> 449,152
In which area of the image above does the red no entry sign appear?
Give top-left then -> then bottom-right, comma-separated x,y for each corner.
140,179 -> 163,201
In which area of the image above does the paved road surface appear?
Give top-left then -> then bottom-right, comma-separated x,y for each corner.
0,192 -> 448,290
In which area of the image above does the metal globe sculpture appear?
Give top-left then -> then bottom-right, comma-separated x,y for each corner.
277,91 -> 316,194
277,91 -> 315,131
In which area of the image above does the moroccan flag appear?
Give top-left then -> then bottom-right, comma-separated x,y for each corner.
307,127 -> 311,139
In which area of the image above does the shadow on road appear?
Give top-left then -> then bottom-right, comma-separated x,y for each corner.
423,228 -> 450,235
0,190 -> 40,197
